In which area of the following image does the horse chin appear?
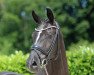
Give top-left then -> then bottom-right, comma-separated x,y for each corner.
36,68 -> 46,75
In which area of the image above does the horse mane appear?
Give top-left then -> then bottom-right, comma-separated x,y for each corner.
44,29 -> 69,75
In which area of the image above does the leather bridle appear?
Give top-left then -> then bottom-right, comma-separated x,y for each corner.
31,25 -> 59,66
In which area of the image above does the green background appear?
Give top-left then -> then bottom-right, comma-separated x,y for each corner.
0,0 -> 94,75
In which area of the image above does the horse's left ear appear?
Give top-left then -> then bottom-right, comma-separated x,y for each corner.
46,8 -> 54,24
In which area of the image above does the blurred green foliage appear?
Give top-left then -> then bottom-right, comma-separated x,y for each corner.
0,0 -> 94,54
67,40 -> 94,75
0,51 -> 31,75
0,41 -> 94,75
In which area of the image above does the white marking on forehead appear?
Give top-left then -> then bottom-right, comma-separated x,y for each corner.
35,30 -> 42,44
34,22 -> 59,45
34,24 -> 44,44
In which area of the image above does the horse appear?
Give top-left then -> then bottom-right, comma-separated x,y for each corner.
26,8 -> 69,75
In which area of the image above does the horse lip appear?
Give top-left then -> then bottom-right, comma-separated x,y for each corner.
36,68 -> 47,75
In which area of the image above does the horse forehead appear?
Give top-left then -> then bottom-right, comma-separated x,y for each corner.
37,22 -> 51,30
37,23 -> 44,29
37,24 -> 44,30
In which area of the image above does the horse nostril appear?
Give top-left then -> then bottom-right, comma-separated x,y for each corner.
32,61 -> 37,66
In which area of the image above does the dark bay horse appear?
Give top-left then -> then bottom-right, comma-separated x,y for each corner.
27,8 -> 69,75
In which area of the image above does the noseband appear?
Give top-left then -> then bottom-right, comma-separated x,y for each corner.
31,25 -> 59,65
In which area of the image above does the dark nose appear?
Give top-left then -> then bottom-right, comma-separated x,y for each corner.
26,57 -> 38,72
32,61 -> 37,66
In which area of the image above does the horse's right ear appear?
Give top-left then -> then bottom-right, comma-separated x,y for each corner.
32,10 -> 42,24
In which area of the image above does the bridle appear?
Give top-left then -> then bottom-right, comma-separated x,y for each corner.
31,25 -> 60,67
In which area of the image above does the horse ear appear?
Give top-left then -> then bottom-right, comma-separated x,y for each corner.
46,8 -> 54,24
32,10 -> 42,24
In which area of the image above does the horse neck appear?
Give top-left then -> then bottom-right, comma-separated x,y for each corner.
59,31 -> 69,75
46,31 -> 69,75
